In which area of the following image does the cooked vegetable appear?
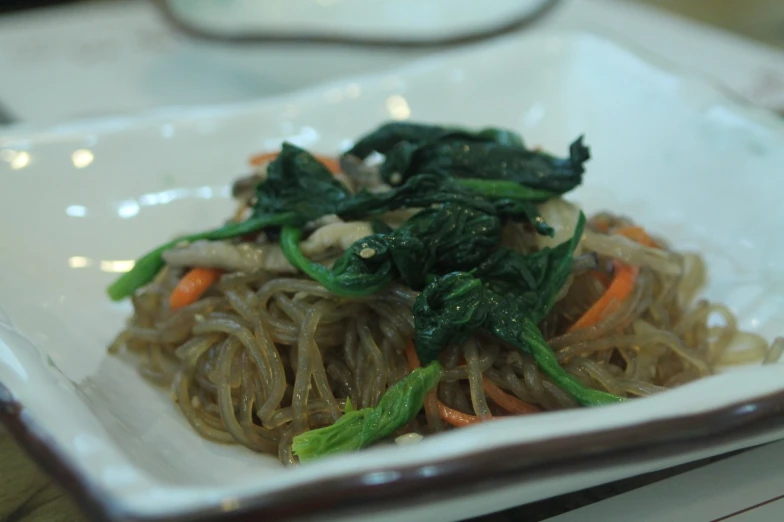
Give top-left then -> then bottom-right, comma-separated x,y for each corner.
291,360 -> 443,461
344,122 -> 588,194
413,214 -> 625,406
520,319 -> 625,406
280,226 -> 395,297
162,240 -> 296,274
404,340 -> 492,427
249,151 -> 341,174
255,143 -> 353,226
344,122 -> 525,161
569,261 -> 639,333
569,226 -> 655,332
438,402 -> 485,427
413,272 -> 490,363
109,119 -> 782,466
106,213 -> 295,301
482,378 -> 540,415
281,203 -> 502,297
109,131 -> 575,301
112,132 -> 621,409
169,268 -> 222,311
614,226 -> 658,248
406,340 -> 538,422
413,214 -> 586,361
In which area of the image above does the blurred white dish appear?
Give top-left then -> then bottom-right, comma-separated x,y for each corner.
1,30 -> 784,522
158,0 -> 560,45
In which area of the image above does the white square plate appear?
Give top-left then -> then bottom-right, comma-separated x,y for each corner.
1,31 -> 784,522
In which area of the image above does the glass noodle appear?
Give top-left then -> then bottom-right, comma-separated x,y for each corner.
109,124 -> 783,462
110,194 -> 782,464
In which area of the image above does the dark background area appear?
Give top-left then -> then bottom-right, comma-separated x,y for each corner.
0,0 -> 79,12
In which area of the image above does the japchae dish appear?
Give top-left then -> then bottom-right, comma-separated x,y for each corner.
107,122 -> 782,464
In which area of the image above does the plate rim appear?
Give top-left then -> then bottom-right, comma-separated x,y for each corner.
3,381 -> 784,521
2,28 -> 784,522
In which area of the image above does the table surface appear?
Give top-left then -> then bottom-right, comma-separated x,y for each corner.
1,1 -> 783,521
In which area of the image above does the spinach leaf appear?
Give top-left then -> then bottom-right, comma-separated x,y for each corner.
413,213 -> 585,362
280,226 -> 398,297
255,142 -> 351,225
491,199 -> 553,236
345,121 -> 524,160
518,318 -> 625,406
344,121 -> 587,203
337,173 -> 496,220
413,273 -> 489,364
281,203 -> 502,297
400,204 -> 502,273
476,210 -> 582,319
381,136 -> 590,194
412,213 -> 624,406
291,361 -> 443,461
369,218 -> 393,235
338,173 -> 556,234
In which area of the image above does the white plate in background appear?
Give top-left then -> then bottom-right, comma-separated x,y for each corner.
158,0 -> 558,44
1,31 -> 784,522
2,0 -> 784,126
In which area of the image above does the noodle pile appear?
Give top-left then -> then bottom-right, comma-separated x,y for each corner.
109,140 -> 783,465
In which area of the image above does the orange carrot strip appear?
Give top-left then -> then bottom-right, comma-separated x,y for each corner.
569,224 -> 658,332
614,226 -> 658,248
404,340 -> 419,372
169,268 -> 222,311
451,353 -> 539,415
568,260 -> 639,333
248,152 -> 279,167
589,270 -> 612,288
481,377 -> 540,415
589,215 -> 613,233
248,151 -> 341,174
437,402 -> 484,427
404,341 -> 490,427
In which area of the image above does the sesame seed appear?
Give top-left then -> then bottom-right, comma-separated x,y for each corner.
359,247 -> 376,259
395,433 -> 424,445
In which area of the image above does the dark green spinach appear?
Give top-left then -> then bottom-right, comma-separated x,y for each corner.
413,213 -> 625,406
255,143 -> 352,225
108,137 -> 574,300
344,121 -> 588,195
281,203 -> 502,296
382,136 -> 590,195
345,121 -> 524,160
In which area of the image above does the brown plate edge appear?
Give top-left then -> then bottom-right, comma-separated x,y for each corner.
3,379 -> 784,522
152,0 -> 562,49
